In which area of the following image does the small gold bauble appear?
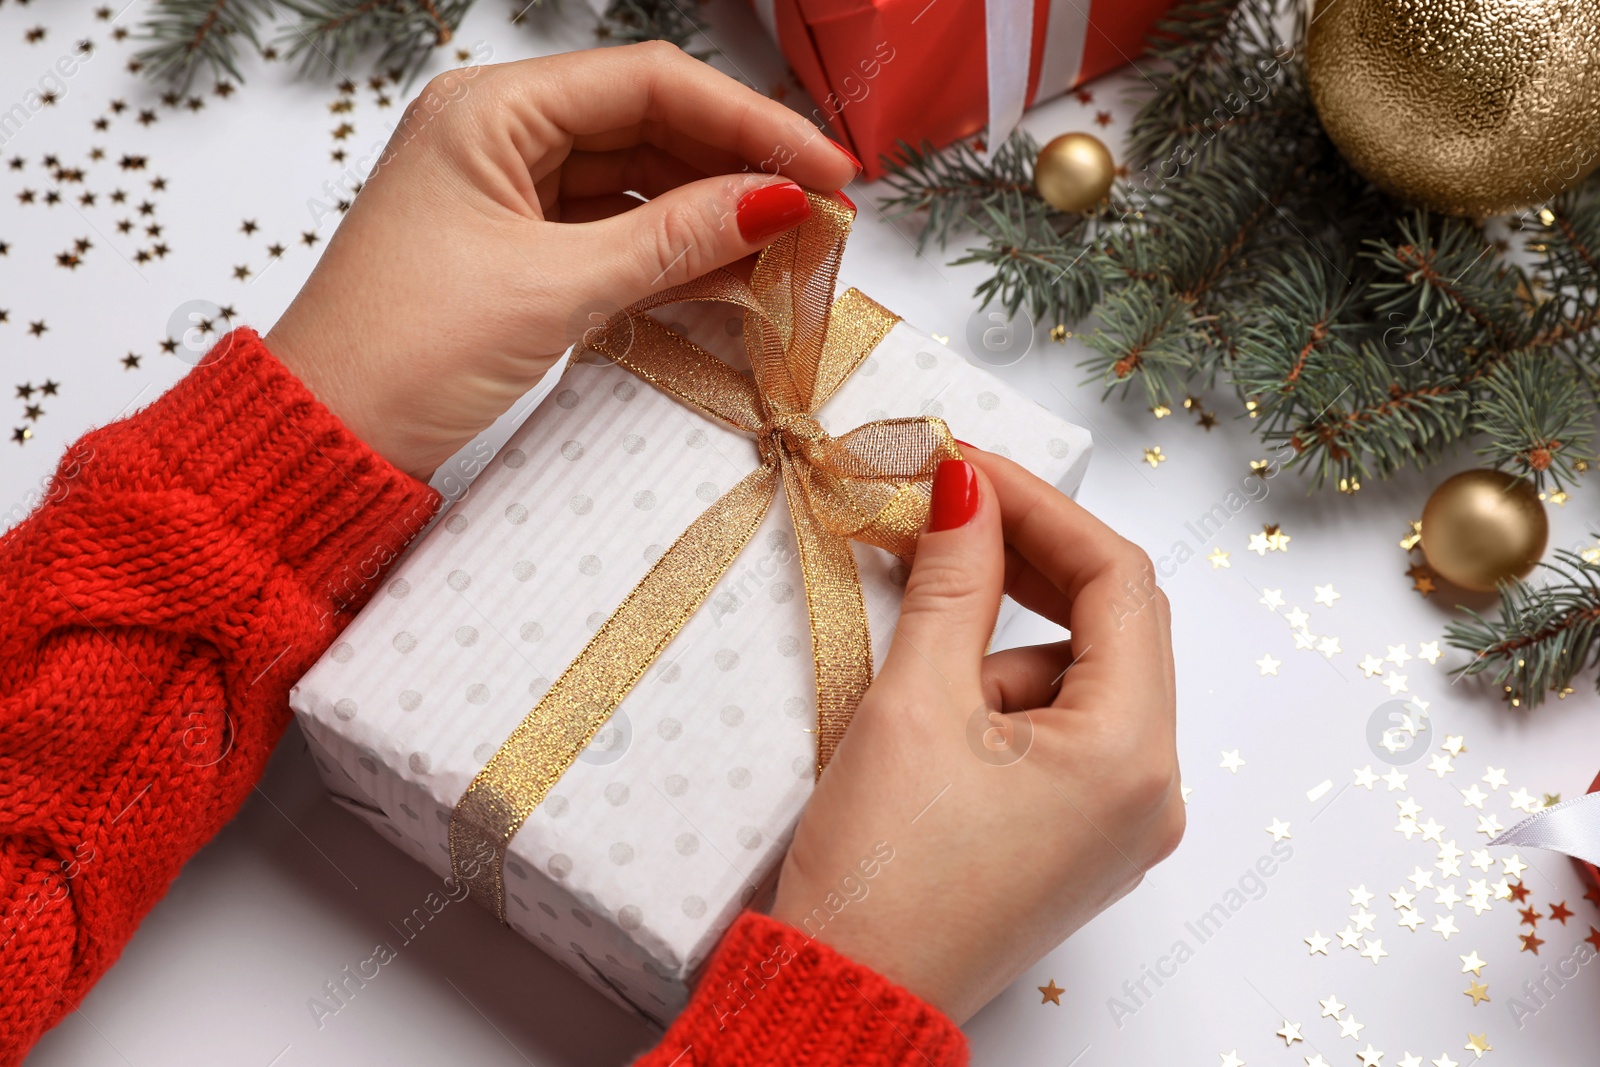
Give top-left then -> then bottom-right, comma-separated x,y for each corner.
1307,0 -> 1600,217
1420,469 -> 1548,592
1034,133 -> 1115,213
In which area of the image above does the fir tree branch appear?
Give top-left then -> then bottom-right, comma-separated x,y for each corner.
1447,549 -> 1600,706
276,0 -> 472,83
133,0 -> 275,89
878,134 -> 1043,251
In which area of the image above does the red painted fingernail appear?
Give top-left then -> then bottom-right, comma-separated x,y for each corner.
835,189 -> 856,213
928,459 -> 980,532
828,137 -> 863,173
737,181 -> 811,243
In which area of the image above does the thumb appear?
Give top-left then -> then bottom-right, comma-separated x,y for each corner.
572,174 -> 814,306
883,458 -> 1006,690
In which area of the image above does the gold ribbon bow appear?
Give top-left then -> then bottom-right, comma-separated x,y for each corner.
450,191 -> 961,918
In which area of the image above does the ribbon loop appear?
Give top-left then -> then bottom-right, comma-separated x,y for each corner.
450,190 -> 960,919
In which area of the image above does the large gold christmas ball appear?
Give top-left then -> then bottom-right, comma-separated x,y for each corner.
1035,133 -> 1115,213
1420,470 -> 1547,592
1306,0 -> 1600,217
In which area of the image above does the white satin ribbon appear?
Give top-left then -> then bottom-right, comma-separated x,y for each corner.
1492,792 -> 1600,868
987,0 -> 1089,154
749,0 -> 1092,155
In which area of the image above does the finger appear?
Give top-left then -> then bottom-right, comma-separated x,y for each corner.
502,42 -> 858,189
961,448 -> 1172,711
879,459 -> 1004,691
980,641 -> 1074,711
1001,545 -> 1073,626
558,144 -> 709,201
559,174 -> 816,306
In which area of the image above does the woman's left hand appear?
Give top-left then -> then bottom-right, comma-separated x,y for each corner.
266,43 -> 858,481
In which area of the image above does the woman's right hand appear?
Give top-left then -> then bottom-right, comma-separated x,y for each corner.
770,447 -> 1183,1023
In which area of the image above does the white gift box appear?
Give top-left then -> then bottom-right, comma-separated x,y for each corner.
290,304 -> 1092,1025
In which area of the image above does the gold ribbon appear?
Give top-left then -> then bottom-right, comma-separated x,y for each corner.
450,192 -> 960,918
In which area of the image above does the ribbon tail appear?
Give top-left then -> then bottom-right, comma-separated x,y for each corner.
1491,792 -> 1600,869
983,0 -> 1035,156
450,463 -> 781,918
780,456 -> 874,774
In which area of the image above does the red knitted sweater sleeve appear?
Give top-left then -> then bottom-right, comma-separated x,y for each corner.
0,330 -> 441,1062
636,911 -> 968,1067
0,330 -> 969,1067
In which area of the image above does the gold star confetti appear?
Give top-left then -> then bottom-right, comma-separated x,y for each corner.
1249,458 -> 1273,478
1464,980 -> 1489,1005
1400,520 -> 1423,551
1277,1021 -> 1303,1046
1257,654 -> 1280,675
1305,931 -> 1330,955
1264,524 -> 1291,551
1248,531 -> 1271,555
1143,446 -> 1166,468
1259,588 -> 1285,610
1220,750 -> 1246,773
1359,938 -> 1388,964
1313,584 -> 1340,607
1151,403 -> 1171,418
1038,979 -> 1063,1005
1464,1033 -> 1491,1057
1460,951 -> 1486,975
1049,324 -> 1068,342
1359,655 -> 1385,677
1543,792 -> 1561,807
1208,547 -> 1231,569
1338,476 -> 1361,494
1265,818 -> 1292,841
1319,995 -> 1345,1018
1418,641 -> 1442,664
1357,1046 -> 1383,1067
1219,1053 -> 1245,1067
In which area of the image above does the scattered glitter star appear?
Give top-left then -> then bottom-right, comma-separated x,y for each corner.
1360,938 -> 1388,964
1354,766 -> 1380,789
1482,767 -> 1508,790
1408,867 -> 1435,892
1400,520 -> 1422,550
1248,531 -> 1271,555
1208,547 -> 1231,569
1257,654 -> 1281,676
1277,1021 -> 1304,1046
1519,931 -> 1544,954
1383,673 -> 1409,694
1383,768 -> 1409,791
1508,787 -> 1538,812
1259,588 -> 1285,610
1285,607 -> 1311,629
1357,1045 -> 1384,1067
1339,1014 -> 1365,1038
1460,951 -> 1487,975
1391,887 -> 1416,909
1460,785 -> 1487,808
1264,524 -> 1291,551
1432,915 -> 1460,939
1319,995 -> 1346,1018
1038,979 -> 1063,1004
1314,584 -> 1340,607
1419,641 -> 1442,664
1464,1033 -> 1491,1057
1502,855 -> 1528,878
1475,814 -> 1504,837
1220,750 -> 1246,773
1442,735 -> 1466,757
1397,908 -> 1424,931
1550,901 -> 1574,924
1427,753 -> 1454,777
1359,655 -> 1385,677
1305,931 -> 1330,955
1317,636 -> 1341,657
1266,818 -> 1292,841
1351,885 -> 1375,908
1142,446 -> 1165,467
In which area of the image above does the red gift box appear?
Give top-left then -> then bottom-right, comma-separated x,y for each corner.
752,0 -> 1178,178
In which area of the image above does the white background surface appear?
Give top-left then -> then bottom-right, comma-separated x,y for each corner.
3,1 -> 1598,1065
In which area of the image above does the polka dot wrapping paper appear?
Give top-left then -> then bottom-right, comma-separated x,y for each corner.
289,309 -> 1092,1025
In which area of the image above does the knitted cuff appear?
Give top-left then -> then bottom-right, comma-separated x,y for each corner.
642,912 -> 968,1067
78,328 -> 441,608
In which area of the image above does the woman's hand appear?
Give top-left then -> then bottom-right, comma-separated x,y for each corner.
771,448 -> 1183,1023
266,43 -> 858,481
